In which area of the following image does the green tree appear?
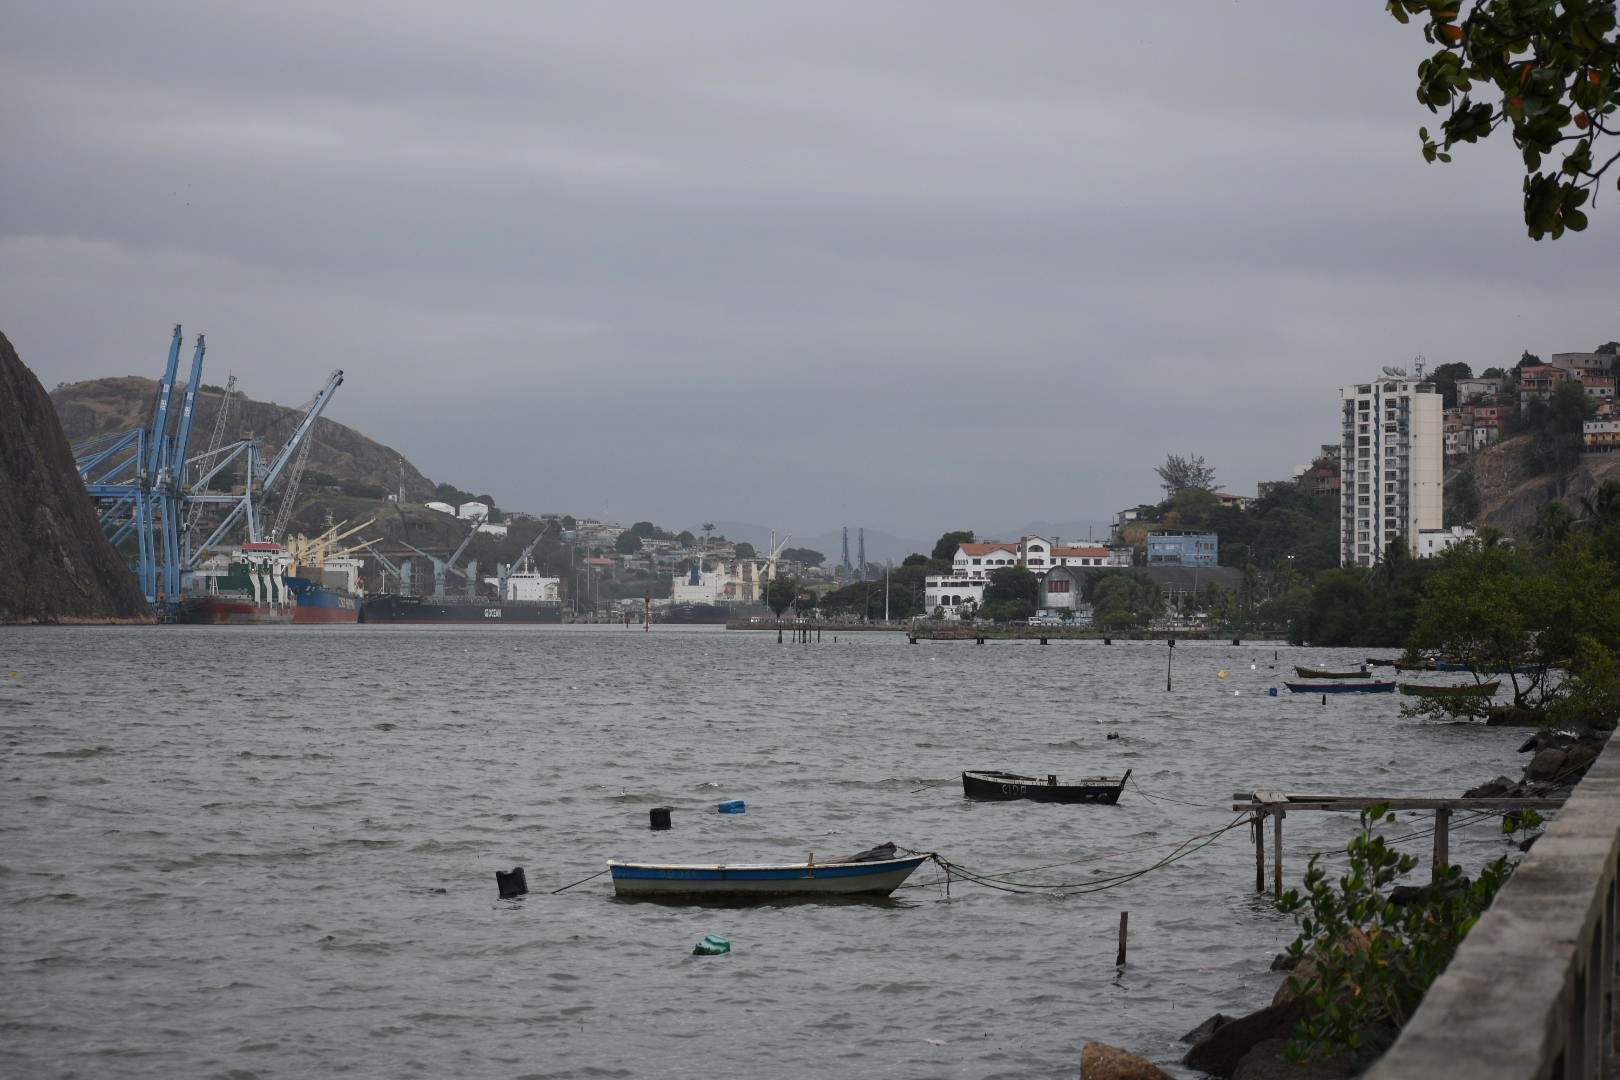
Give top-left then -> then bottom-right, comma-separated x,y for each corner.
1519,350 -> 1543,367
676,530 -> 696,547
765,576 -> 798,618
793,588 -> 818,617
1388,0 -> 1620,239
614,531 -> 642,555
1088,570 -> 1165,631
562,514 -> 576,530
1427,361 -> 1474,407
901,553 -> 930,567
1154,453 -> 1217,498
735,541 -> 757,559
932,530 -> 975,562
1445,470 -> 1483,526
983,566 -> 1039,609
781,547 -> 825,566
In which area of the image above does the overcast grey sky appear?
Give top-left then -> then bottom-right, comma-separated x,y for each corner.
4,2 -> 1614,539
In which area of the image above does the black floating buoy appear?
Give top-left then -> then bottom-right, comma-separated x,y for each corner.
496,866 -> 528,899
1232,638 -> 1241,646
1103,637 -> 1112,645
650,806 -> 673,831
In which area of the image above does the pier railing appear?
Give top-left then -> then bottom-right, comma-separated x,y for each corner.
1365,737 -> 1619,1080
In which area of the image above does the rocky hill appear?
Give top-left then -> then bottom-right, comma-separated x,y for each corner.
50,376 -> 437,501
1,334 -> 152,623
1468,434 -> 1620,536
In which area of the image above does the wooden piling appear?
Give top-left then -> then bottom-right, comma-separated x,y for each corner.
1116,911 -> 1129,967
1254,809 -> 1266,893
1432,808 -> 1451,883
1273,809 -> 1284,899
1040,637 -> 1048,645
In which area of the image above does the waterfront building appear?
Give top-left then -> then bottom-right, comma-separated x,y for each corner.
1340,373 -> 1443,566
924,575 -> 985,617
1038,566 -> 1083,611
949,538 -> 1128,581
1146,531 -> 1218,567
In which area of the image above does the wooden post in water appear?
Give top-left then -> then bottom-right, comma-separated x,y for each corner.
1116,911 -> 1129,967
1254,808 -> 1266,893
1432,808 -> 1451,883
1166,638 -> 1175,692
1273,809 -> 1284,899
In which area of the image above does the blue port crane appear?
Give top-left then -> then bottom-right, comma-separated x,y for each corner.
72,325 -> 344,610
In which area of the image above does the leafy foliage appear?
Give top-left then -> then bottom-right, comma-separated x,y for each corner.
1277,807 -> 1512,1061
764,576 -> 798,617
1407,515 -> 1620,721
780,546 -> 825,566
1426,360 -> 1475,407
734,541 -> 757,559
1388,0 -> 1620,239
1154,453 -> 1217,498
614,531 -> 642,555
932,530 -> 975,562
1086,569 -> 1165,631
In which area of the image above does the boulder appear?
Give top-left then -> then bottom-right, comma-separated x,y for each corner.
1525,747 -> 1568,782
1462,775 -> 1516,798
1231,1037 -> 1361,1080
1485,706 -> 1546,727
1080,1041 -> 1173,1080
1561,741 -> 1602,777
1184,998 -> 1306,1078
1181,1013 -> 1233,1043
1269,952 -> 1299,972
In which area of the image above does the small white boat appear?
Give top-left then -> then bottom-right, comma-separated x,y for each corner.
607,845 -> 927,900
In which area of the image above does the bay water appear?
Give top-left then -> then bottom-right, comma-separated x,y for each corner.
0,626 -> 1528,1078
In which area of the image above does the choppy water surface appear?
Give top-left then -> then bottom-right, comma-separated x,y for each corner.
0,626 -> 1529,1078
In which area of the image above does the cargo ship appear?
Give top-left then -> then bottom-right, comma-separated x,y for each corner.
359,564 -> 562,624
175,543 -> 296,624
286,556 -> 363,624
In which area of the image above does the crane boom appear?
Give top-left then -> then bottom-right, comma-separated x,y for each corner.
261,369 -> 343,492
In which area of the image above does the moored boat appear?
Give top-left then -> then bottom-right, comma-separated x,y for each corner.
1366,657 -> 1401,667
607,843 -> 927,900
961,769 -> 1130,804
1398,680 -> 1501,698
1294,666 -> 1371,679
1284,680 -> 1397,694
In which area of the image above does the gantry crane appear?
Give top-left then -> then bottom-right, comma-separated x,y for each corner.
72,325 -> 344,609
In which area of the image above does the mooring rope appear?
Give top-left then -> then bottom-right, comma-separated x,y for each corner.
902,814 -> 1250,896
551,867 -> 611,894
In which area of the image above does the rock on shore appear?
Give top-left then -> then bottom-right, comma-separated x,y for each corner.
1080,1041 -> 1173,1079
0,331 -> 150,623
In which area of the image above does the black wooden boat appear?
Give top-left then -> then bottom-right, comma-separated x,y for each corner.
1294,665 -> 1371,679
962,769 -> 1130,804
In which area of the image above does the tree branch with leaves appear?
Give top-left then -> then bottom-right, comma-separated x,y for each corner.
1389,0 -> 1620,239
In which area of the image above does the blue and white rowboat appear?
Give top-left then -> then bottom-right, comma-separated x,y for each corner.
607,853 -> 929,899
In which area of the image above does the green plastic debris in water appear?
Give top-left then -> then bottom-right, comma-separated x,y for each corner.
692,933 -> 731,956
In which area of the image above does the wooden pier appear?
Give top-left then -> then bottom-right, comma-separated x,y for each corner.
1232,789 -> 1568,899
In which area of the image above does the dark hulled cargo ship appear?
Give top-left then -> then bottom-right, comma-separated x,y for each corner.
359,594 -> 563,624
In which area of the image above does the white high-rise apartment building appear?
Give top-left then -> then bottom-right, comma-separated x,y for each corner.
1339,374 -> 1442,566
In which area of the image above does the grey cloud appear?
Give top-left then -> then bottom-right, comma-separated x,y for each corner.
3,2 -> 1613,537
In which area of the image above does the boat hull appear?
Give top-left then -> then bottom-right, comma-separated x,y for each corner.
173,597 -> 295,625
292,587 -> 360,624
359,594 -> 563,624
608,855 -> 927,899
1284,681 -> 1397,694
962,769 -> 1129,804
1294,667 -> 1371,679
